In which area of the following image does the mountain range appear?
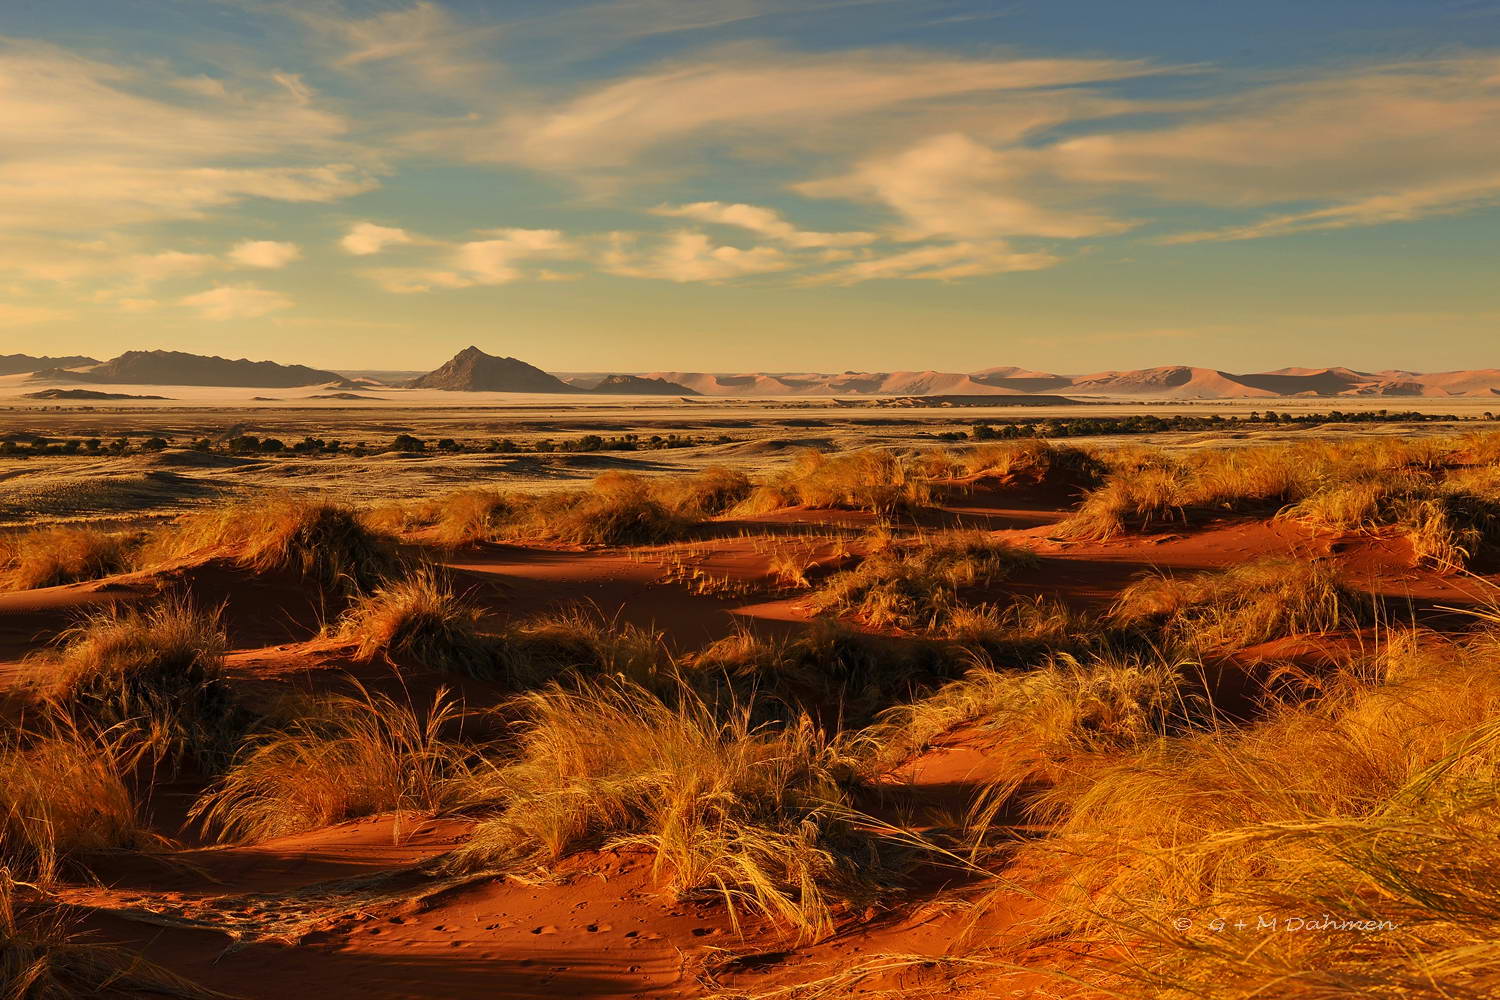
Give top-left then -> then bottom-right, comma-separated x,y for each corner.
7,349 -> 1500,398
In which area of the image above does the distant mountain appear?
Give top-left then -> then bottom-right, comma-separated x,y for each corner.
0,353 -> 98,376
407,346 -> 581,392
34,350 -> 341,388
588,374 -> 701,396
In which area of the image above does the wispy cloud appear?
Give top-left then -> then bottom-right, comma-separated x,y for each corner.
180,284 -> 294,319
340,222 -> 415,255
810,241 -> 1060,284
601,231 -> 790,282
229,240 -> 302,268
0,40 -> 374,237
654,202 -> 875,248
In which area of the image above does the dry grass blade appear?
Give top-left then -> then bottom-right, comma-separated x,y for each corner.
192,685 -> 473,843
448,678 -> 897,941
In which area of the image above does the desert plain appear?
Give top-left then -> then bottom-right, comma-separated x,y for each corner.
4,381 -> 1500,1000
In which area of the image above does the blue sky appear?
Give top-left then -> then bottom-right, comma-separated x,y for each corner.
3,0 -> 1499,373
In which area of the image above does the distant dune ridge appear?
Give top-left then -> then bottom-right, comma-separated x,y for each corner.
647,364 -> 1500,398
6,346 -> 1500,397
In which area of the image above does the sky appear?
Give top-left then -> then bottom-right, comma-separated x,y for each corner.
2,0 -> 1500,374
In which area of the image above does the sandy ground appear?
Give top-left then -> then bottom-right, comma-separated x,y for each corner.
4,453 -> 1497,998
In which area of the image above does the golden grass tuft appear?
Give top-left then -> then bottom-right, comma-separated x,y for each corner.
652,466 -> 753,519
336,568 -> 495,677
449,678 -> 892,941
807,531 -> 1037,631
1012,627 -> 1500,999
0,527 -> 140,592
738,449 -> 931,516
26,599 -> 240,763
495,608 -> 667,688
192,687 -> 471,843
856,652 -> 1188,786
524,472 -> 692,546
1110,557 -> 1375,649
146,496 -> 396,592
0,727 -> 152,884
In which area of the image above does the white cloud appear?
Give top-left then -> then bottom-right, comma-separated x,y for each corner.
602,231 -> 790,282
364,228 -> 578,292
453,229 -> 575,284
341,222 -> 414,255
0,42 -> 372,233
180,285 -> 293,320
433,50 -> 1157,170
654,202 -> 875,248
229,240 -> 302,269
300,1 -> 501,93
798,133 -> 1133,240
811,241 -> 1060,284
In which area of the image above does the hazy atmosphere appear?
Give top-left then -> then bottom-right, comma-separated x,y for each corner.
5,0 -> 1500,371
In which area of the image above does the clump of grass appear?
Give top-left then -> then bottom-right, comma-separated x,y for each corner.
448,678 -> 893,940
652,466 -> 752,518
688,620 -> 960,731
1281,474 -> 1500,571
926,439 -> 1108,488
1015,628 -> 1500,1000
192,687 -> 471,843
525,473 -> 691,546
739,449 -> 931,516
26,599 -> 240,763
1055,464 -> 1189,541
1,728 -> 152,883
146,496 -> 396,593
941,596 -> 1093,664
1110,558 -> 1375,649
807,531 -> 1037,630
856,652 -> 1188,787
336,568 -> 495,677
3,871 -> 223,1000
0,527 -> 140,592
496,608 -> 667,688
425,489 -> 517,546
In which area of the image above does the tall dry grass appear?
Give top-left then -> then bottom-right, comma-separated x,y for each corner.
449,678 -> 892,940
144,496 -> 396,592
336,568 -> 495,677
1006,624 -> 1500,999
1110,557 -> 1376,649
25,599 -> 240,763
192,687 -> 471,843
807,531 -> 1037,631
738,449 -> 931,516
0,527 -> 140,592
0,727 -> 152,884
